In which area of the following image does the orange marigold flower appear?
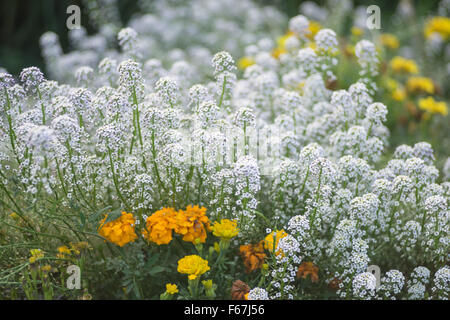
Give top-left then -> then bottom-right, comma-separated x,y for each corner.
231,280 -> 250,300
142,207 -> 178,245
98,212 -> 137,247
239,241 -> 266,273
296,262 -> 319,283
175,205 -> 211,244
328,277 -> 342,290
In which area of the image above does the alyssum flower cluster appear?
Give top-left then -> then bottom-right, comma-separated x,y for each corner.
0,3 -> 449,300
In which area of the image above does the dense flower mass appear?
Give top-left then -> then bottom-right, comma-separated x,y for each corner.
0,0 -> 449,301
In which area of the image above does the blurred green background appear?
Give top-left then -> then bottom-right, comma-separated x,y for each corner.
0,0 -> 441,76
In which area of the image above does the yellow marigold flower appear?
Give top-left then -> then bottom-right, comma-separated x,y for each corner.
264,230 -> 288,254
29,249 -> 44,264
392,88 -> 406,101
57,245 -> 71,254
98,212 -> 137,247
307,21 -> 321,40
344,44 -> 355,56
175,205 -> 211,244
211,219 -> 239,240
41,264 -> 52,273
272,47 -> 287,59
9,212 -> 19,220
177,255 -> 210,280
238,56 -> 255,70
277,31 -> 295,48
70,241 -> 90,255
418,97 -> 448,116
57,245 -> 71,257
351,26 -> 363,37
407,77 -> 435,94
166,283 -> 179,294
424,16 -> 450,40
380,33 -> 399,50
390,56 -> 418,74
308,42 -> 317,51
386,78 -> 398,91
142,207 -> 178,245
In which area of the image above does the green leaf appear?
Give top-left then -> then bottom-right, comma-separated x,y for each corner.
89,205 -> 113,224
102,208 -> 123,224
149,266 -> 166,276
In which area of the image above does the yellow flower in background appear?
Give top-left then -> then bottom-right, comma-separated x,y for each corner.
70,241 -> 90,255
56,245 -> 71,259
277,31 -> 295,48
308,42 -> 317,53
345,44 -> 355,56
390,56 -> 418,74
175,205 -> 211,244
424,16 -> 450,40
407,76 -> 435,94
385,78 -> 406,101
380,33 -> 399,50
211,219 -> 239,240
165,283 -> 179,294
29,249 -> 44,264
307,21 -> 321,39
177,255 -> 210,280
238,56 -> 255,70
264,230 -> 288,254
272,31 -> 296,59
9,212 -> 19,220
386,78 -> 399,91
351,26 -> 363,37
142,207 -> 178,245
98,212 -> 137,247
40,264 -> 52,273
57,245 -> 71,255
418,97 -> 448,116
272,47 -> 287,59
392,88 -> 406,101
